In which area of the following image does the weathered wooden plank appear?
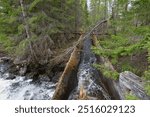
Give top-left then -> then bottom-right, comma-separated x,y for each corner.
119,71 -> 150,100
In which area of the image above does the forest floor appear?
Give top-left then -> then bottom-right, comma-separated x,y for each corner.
115,50 -> 148,76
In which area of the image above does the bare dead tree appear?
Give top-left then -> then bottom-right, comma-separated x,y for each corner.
19,0 -> 38,63
20,0 -> 30,39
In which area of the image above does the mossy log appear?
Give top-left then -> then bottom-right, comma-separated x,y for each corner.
52,36 -> 83,100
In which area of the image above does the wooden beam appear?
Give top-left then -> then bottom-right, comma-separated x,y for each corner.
52,35 -> 83,100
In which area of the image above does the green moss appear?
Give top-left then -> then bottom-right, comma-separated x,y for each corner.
144,83 -> 150,96
143,70 -> 150,96
143,71 -> 150,81
125,93 -> 139,100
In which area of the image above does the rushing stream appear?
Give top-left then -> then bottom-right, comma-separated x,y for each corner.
69,38 -> 110,99
0,37 -> 112,100
0,63 -> 56,100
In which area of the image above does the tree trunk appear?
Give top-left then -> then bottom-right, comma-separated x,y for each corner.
104,0 -> 108,19
111,0 -> 117,35
19,0 -> 30,39
19,0 -> 37,62
75,0 -> 81,33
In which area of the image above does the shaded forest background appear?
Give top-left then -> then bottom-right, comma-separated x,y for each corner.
0,0 -> 150,98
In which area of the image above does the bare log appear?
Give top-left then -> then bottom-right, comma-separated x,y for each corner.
52,35 -> 83,99
20,0 -> 30,39
118,71 -> 150,100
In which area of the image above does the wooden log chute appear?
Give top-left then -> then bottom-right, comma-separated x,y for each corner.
68,37 -> 111,100
52,20 -> 116,100
52,35 -> 83,100
52,19 -> 149,100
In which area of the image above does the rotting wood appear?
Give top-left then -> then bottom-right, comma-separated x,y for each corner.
119,71 -> 150,100
52,35 -> 83,100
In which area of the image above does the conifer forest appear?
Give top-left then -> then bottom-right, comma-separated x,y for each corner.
0,0 -> 150,100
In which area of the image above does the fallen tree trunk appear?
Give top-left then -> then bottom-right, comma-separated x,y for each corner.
118,71 -> 150,100
52,35 -> 83,99
83,19 -> 108,40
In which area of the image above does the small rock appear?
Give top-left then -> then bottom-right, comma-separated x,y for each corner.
52,72 -> 62,83
39,75 -> 51,82
5,73 -> 16,80
19,66 -> 27,76
0,57 -> 12,63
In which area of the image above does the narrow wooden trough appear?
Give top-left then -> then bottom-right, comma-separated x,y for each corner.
52,36 -> 83,100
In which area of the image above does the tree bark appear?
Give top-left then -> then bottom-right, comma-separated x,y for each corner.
52,35 -> 83,100
104,0 -> 108,19
19,0 -> 38,62
20,0 -> 30,39
75,0 -> 81,33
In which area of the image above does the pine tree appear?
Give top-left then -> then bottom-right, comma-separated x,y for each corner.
0,0 -> 87,63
